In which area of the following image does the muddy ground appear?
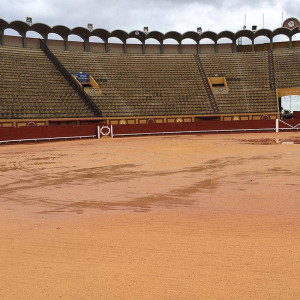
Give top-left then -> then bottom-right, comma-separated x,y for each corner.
0,132 -> 299,299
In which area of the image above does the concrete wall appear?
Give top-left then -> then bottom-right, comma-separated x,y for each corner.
1,34 -> 299,54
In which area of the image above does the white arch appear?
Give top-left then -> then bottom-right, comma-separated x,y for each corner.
26,30 -> 43,39
127,37 -> 142,44
217,37 -> 232,44
4,28 -> 20,36
273,34 -> 289,43
145,38 -> 160,45
236,36 -> 252,45
163,38 -> 179,45
254,35 -> 270,45
68,34 -> 84,42
48,33 -> 64,40
181,38 -> 197,45
89,36 -> 105,43
200,38 -> 215,45
292,33 -> 300,42
108,37 -> 123,44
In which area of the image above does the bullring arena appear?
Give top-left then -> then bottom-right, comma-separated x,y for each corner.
0,16 -> 300,299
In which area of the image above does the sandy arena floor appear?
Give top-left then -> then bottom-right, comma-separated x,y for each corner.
0,132 -> 299,299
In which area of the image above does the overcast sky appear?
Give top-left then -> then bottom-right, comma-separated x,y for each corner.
1,0 -> 299,33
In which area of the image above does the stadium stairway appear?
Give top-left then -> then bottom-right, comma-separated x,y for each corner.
273,47 -> 300,89
52,50 -> 213,117
0,46 -> 96,119
198,51 -> 278,114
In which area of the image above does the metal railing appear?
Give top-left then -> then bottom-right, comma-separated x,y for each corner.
194,54 -> 219,113
39,39 -> 102,117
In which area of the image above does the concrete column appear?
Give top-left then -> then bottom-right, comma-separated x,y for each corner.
22,34 -> 27,48
232,41 -> 237,53
179,42 -> 182,54
123,42 -> 127,53
214,43 -> 218,53
289,36 -> 293,49
105,40 -> 109,53
64,39 -> 69,50
142,42 -> 146,54
0,30 -> 4,46
84,39 -> 90,52
251,40 -> 255,52
197,42 -> 200,54
160,43 -> 164,54
270,39 -> 273,50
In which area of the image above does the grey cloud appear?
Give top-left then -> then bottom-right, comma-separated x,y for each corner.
0,0 -> 296,34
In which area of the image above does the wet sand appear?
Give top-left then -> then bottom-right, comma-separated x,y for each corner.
0,132 -> 299,299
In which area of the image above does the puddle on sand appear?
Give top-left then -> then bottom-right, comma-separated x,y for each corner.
239,138 -> 300,145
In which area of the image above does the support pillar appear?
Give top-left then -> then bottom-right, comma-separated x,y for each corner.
64,39 -> 69,51
197,42 -> 200,54
276,119 -> 279,133
289,37 -> 293,49
232,41 -> 237,53
160,43 -> 164,54
123,42 -> 127,53
22,34 -> 27,48
251,41 -> 255,52
179,42 -> 182,54
214,43 -> 218,53
84,39 -> 90,52
0,30 -> 4,46
105,41 -> 109,53
142,42 -> 146,54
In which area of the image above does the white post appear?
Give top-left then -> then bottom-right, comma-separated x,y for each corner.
276,119 -> 279,133
110,125 -> 114,138
97,126 -> 100,139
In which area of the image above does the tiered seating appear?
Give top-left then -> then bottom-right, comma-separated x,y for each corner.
53,51 -> 213,116
0,46 -> 95,119
273,48 -> 300,88
199,52 -> 278,114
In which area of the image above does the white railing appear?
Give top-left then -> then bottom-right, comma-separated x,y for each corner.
2,120 -> 300,144
0,135 -> 96,144
276,119 -> 300,132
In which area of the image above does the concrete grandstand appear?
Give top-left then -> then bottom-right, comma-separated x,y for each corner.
1,17 -> 300,141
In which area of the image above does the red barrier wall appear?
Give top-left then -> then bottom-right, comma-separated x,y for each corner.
0,125 -> 97,142
279,119 -> 300,128
0,119 -> 299,143
112,120 -> 276,136
293,111 -> 300,119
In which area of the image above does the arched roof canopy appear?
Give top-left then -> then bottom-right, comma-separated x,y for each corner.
110,30 -> 128,43
128,30 -> 146,43
50,25 -> 70,40
71,27 -> 90,40
146,31 -> 164,43
30,23 -> 51,39
254,29 -> 272,40
272,27 -> 291,39
200,31 -> 217,43
235,29 -> 254,41
164,31 -> 182,43
291,26 -> 300,36
90,28 -> 110,41
9,20 -> 29,35
182,31 -> 200,43
0,18 -> 8,31
217,30 -> 235,42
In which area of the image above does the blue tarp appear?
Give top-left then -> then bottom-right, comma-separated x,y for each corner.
73,73 -> 90,83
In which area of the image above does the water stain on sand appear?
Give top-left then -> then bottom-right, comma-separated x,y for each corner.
0,158 -> 231,213
240,137 -> 300,145
38,178 -> 220,214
